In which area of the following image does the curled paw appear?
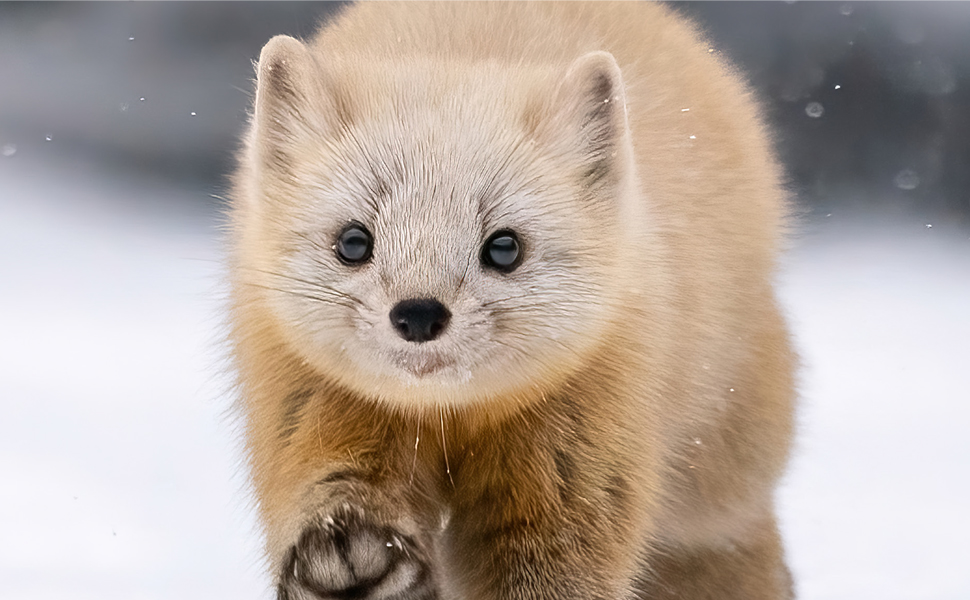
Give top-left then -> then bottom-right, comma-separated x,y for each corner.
278,508 -> 433,600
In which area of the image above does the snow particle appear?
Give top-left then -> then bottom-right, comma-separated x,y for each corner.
834,84 -> 842,90
840,4 -> 854,16
44,134 -> 52,142
190,111 -> 197,116
689,135 -> 697,140
805,101 -> 825,118
1,143 -> 16,157
681,108 -> 690,112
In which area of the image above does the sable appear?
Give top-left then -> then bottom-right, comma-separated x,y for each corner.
228,3 -> 796,600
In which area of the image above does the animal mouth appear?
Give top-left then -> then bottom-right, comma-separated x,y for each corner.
396,352 -> 453,377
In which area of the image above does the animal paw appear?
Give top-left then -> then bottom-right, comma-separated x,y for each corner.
277,507 -> 433,600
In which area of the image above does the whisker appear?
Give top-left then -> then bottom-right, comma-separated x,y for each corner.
455,252 -> 473,293
242,282 -> 359,310
410,420 -> 421,487
439,408 -> 455,489
481,292 -> 538,307
240,267 -> 365,307
484,293 -> 606,311
292,231 -> 333,255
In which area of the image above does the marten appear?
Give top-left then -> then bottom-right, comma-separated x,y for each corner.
227,3 -> 796,599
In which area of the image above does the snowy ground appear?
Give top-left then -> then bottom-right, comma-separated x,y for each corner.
776,214 -> 970,599
1,151 -> 967,600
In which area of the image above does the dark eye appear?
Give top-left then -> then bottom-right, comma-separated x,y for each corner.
481,230 -> 522,272
335,223 -> 373,264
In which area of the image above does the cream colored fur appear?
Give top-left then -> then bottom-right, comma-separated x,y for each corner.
228,3 -> 796,600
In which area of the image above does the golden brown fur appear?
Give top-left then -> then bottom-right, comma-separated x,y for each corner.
227,3 -> 796,600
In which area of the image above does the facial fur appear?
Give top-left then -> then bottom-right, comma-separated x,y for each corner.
238,54 -> 639,411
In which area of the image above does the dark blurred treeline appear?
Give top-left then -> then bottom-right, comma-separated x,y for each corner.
1,2 -> 967,222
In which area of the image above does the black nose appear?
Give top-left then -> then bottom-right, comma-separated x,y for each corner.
389,298 -> 451,343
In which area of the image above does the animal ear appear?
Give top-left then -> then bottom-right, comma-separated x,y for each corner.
253,35 -> 336,173
545,51 -> 633,188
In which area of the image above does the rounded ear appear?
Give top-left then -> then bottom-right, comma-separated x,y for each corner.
255,36 -> 314,118
253,35 -> 338,174
544,51 -> 633,189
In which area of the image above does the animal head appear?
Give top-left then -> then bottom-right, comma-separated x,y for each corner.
234,35 -> 642,412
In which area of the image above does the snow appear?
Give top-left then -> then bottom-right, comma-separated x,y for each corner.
777,217 -> 970,599
0,154 -> 266,600
1,152 -> 968,599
